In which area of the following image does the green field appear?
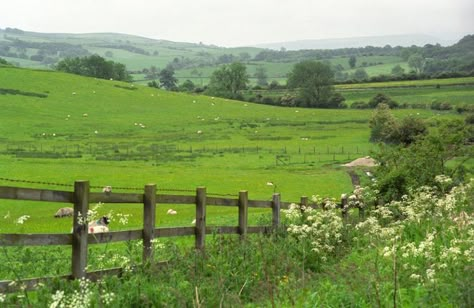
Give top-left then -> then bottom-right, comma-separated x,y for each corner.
0,65 -> 473,307
0,66 -> 471,235
242,77 -> 474,107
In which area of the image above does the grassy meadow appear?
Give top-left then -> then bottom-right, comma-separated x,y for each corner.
1,66 -> 471,234
0,65 -> 473,306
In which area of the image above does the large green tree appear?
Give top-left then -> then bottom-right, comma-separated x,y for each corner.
408,53 -> 425,74
287,61 -> 336,108
207,62 -> 249,99
348,55 -> 357,68
159,65 -> 178,91
254,66 -> 268,86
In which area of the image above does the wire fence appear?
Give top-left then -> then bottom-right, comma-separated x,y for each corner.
0,177 -> 236,197
2,142 -> 372,159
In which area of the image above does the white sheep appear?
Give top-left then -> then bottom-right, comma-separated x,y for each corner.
102,186 -> 112,193
88,216 -> 110,233
54,207 -> 74,218
167,209 -> 177,215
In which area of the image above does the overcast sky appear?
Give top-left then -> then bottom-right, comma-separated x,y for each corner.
1,0 -> 473,47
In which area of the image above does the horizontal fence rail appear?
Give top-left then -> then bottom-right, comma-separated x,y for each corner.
0,180 -> 358,293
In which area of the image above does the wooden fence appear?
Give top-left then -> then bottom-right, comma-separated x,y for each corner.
0,180 -> 356,293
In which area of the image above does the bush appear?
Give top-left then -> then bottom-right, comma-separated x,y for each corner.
410,103 -> 428,109
431,101 -> 452,111
351,101 -> 369,109
261,96 -> 275,105
465,113 -> 474,125
368,93 -> 398,109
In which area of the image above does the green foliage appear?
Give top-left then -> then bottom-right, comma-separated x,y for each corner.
408,53 -> 425,74
159,66 -> 178,91
391,64 -> 405,76
55,55 -> 131,81
287,61 -> 338,108
207,62 -> 249,99
0,57 -> 11,66
430,100 -> 452,111
373,119 -> 471,201
368,93 -> 398,109
178,79 -> 195,92
369,103 -> 399,143
147,80 -> 159,88
254,66 -> 268,86
348,55 -> 357,69
353,68 -> 368,81
350,101 -> 370,109
397,116 -> 427,145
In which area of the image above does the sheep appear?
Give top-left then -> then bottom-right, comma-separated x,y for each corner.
167,209 -> 177,215
102,186 -> 112,193
88,216 -> 110,233
54,207 -> 74,218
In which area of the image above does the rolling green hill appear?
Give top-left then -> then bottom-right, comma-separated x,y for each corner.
3,28 -> 471,88
0,65 -> 467,204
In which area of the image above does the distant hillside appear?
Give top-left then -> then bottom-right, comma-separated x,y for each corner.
253,34 -> 459,51
0,27 -> 262,71
1,28 -> 472,87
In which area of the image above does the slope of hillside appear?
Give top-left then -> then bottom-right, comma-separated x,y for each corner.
0,66 -> 376,199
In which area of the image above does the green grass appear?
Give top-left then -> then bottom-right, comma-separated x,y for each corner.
0,66 -> 470,235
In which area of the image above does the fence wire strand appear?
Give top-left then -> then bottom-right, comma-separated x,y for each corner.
0,177 -> 236,196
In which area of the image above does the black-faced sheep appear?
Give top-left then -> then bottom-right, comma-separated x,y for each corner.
88,216 -> 110,233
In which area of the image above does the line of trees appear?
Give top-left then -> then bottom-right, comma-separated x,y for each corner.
55,55 -> 131,82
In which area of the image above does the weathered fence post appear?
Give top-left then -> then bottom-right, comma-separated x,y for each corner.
300,196 -> 308,208
143,184 -> 156,263
272,193 -> 281,230
358,205 -> 365,220
341,195 -> 349,222
300,196 -> 308,215
195,187 -> 207,250
72,180 -> 89,279
238,190 -> 248,239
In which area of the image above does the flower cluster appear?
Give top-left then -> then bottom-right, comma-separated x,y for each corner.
77,202 -> 104,226
367,177 -> 474,285
50,278 -> 93,308
284,202 -> 344,259
49,277 -> 116,307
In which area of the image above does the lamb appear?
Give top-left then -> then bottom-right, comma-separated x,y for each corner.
54,207 -> 74,218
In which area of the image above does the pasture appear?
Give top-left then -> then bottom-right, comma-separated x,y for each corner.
0,67 -> 471,233
0,66 -> 473,306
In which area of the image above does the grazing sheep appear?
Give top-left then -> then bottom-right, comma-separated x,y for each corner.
102,186 -> 112,193
54,207 -> 74,218
167,209 -> 177,215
